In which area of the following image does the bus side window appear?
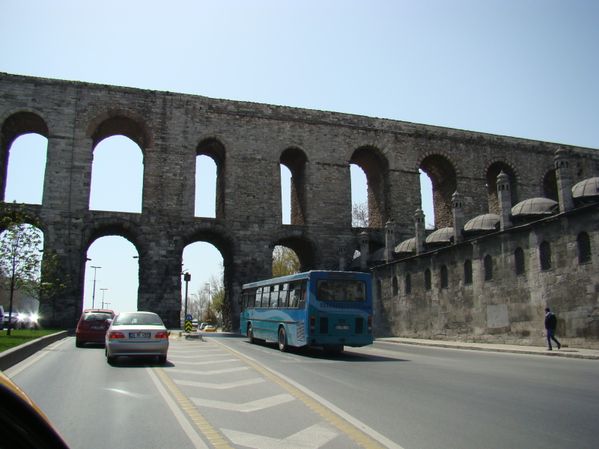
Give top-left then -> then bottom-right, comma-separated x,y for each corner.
255,287 -> 263,308
270,285 -> 279,308
280,283 -> 289,307
297,281 -> 307,309
288,283 -> 298,308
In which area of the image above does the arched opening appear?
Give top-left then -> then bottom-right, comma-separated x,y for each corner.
273,236 -> 315,273
440,265 -> 448,289
484,255 -> 493,281
577,232 -> 591,264
351,164 -> 368,227
84,236 -> 139,312
539,241 -> 552,271
464,260 -> 473,285
543,169 -> 558,202
182,241 -> 224,325
89,135 -> 143,213
419,169 -> 435,229
350,147 -> 389,228
0,222 -> 45,327
272,245 -> 301,277
515,247 -> 525,275
280,148 -> 307,225
392,276 -> 399,296
4,134 -> 47,204
1,112 -> 49,202
424,269 -> 432,290
487,162 -> 518,214
196,138 -> 226,219
195,155 -> 217,218
419,155 -> 457,228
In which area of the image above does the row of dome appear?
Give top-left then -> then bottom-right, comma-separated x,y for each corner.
396,176 -> 599,253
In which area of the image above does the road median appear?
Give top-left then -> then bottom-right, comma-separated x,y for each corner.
0,331 -> 68,370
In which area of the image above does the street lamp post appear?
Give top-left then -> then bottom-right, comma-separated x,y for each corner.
100,288 -> 108,308
183,272 -> 191,324
90,266 -> 101,309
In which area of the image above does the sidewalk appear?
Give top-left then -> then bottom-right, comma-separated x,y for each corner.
378,337 -> 599,360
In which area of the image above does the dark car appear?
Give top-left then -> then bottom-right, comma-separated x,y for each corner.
75,309 -> 115,347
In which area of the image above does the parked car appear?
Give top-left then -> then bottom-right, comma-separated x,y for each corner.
203,324 -> 217,332
105,311 -> 169,365
75,309 -> 115,347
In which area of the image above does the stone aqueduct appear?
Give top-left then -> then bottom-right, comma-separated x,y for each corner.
1,72 -> 597,330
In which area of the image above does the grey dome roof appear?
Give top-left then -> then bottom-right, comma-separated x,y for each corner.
511,198 -> 558,216
572,177 -> 599,199
464,214 -> 500,232
426,227 -> 454,244
395,237 -> 416,253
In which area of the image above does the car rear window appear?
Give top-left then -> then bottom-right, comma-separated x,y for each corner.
83,313 -> 113,322
114,313 -> 164,326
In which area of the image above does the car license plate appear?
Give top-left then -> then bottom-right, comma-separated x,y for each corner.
129,332 -> 151,338
91,325 -> 104,330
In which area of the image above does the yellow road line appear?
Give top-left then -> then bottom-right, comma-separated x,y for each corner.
154,368 -> 234,449
215,341 -> 398,449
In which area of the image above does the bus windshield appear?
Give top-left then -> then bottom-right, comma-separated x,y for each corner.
316,279 -> 366,302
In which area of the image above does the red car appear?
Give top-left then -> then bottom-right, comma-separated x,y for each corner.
75,309 -> 115,347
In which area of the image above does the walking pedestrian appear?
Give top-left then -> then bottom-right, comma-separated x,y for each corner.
545,307 -> 561,350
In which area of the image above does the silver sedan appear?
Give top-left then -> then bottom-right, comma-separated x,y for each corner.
105,311 -> 169,364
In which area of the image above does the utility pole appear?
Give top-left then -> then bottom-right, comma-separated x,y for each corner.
90,266 -> 101,309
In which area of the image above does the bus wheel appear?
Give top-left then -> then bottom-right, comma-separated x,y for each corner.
278,326 -> 288,352
247,324 -> 255,344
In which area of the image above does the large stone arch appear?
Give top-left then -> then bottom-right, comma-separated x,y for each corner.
486,161 -> 519,214
418,153 -> 458,228
196,137 -> 227,219
273,235 -> 318,272
182,226 -> 236,329
280,147 -> 308,225
86,111 -> 152,151
0,111 -> 49,200
350,146 -> 390,228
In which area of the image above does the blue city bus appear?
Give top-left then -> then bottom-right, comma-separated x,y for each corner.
240,270 -> 373,352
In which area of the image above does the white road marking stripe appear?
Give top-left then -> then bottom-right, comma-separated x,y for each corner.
146,368 -> 209,449
192,393 -> 295,412
174,377 -> 265,390
222,423 -> 338,449
167,366 -> 249,375
171,358 -> 238,366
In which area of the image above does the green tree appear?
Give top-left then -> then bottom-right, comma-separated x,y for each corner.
272,245 -> 300,277
0,209 -> 42,335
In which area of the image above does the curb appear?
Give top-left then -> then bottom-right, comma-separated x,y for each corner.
0,331 -> 69,371
377,338 -> 599,360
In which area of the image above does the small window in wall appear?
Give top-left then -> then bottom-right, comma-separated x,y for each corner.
515,247 -> 525,275
464,260 -> 472,285
577,232 -> 591,264
484,255 -> 493,281
440,265 -> 448,289
424,269 -> 432,290
392,276 -> 399,296
405,273 -> 412,294
539,241 -> 552,271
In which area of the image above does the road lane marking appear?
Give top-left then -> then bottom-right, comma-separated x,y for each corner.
150,367 -> 234,449
192,393 -> 295,412
222,423 -> 338,449
175,377 -> 265,389
214,339 -> 405,449
171,358 -> 238,366
167,366 -> 248,375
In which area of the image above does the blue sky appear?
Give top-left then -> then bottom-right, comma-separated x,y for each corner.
1,0 -> 598,314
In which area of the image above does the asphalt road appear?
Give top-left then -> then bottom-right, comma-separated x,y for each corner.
5,334 -> 599,449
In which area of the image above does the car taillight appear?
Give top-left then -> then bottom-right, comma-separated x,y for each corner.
155,331 -> 168,339
108,331 -> 125,339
